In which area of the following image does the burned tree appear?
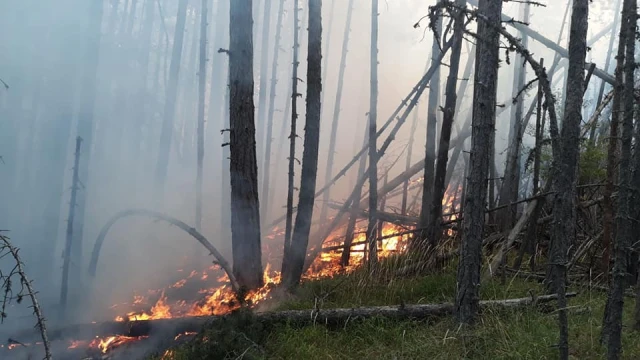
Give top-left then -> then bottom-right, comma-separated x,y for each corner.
154,0 -> 189,201
282,0 -> 302,275
602,0 -> 637,356
426,0 -> 466,250
455,0 -> 502,325
229,0 -> 264,290
546,0 -> 589,357
195,0 -> 208,231
282,0 -> 322,289
367,0 -> 379,266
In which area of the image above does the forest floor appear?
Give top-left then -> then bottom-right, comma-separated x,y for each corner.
152,257 -> 640,359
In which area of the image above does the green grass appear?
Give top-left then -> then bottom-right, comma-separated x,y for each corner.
154,260 -> 640,360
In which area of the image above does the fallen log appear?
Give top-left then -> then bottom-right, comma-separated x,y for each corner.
19,293 -> 576,342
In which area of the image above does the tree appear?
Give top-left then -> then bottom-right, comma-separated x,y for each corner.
229,0 -> 264,290
546,0 -> 589,357
455,0 -> 502,325
417,0 -> 442,252
367,0 -> 379,266
154,0 -> 189,201
195,0 -> 208,231
602,0 -> 636,356
282,0 -> 322,289
426,0 -> 466,251
282,0 -> 301,275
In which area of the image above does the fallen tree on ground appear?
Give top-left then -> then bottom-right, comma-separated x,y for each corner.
19,293 -> 576,343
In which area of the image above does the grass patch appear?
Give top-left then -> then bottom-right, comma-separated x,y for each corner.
155,261 -> 640,359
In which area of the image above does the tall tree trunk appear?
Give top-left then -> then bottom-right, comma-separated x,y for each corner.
602,0 -> 628,277
318,0 -> 355,226
195,0 -> 208,231
154,0 -> 189,201
418,0 -> 442,249
282,0 -> 301,275
602,0 -> 636,355
455,0 -> 502,325
282,0 -> 322,289
367,0 -> 379,267
426,0 -> 466,250
260,0 -> 287,223
229,0 -> 264,290
546,1 -> 589,358
73,0 -> 105,287
498,1 -> 530,231
60,137 -> 82,319
256,0 -> 273,165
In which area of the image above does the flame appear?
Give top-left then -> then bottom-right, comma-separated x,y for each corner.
89,335 -> 148,354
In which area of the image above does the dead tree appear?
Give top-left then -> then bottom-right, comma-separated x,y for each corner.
260,0 -> 287,222
282,0 -> 322,289
60,137 -> 82,318
73,0 -> 105,281
154,0 -> 189,201
195,0 -> 208,231
425,0 -> 466,250
229,0 -> 264,290
591,0 -> 623,143
417,0 -> 443,250
546,0 -> 589,357
366,0 -> 380,267
318,0 -> 355,227
282,0 -> 301,274
256,0 -> 273,168
0,234 -> 51,360
602,0 -> 636,355
602,1 -> 628,276
497,1 -> 530,232
455,0 -> 502,325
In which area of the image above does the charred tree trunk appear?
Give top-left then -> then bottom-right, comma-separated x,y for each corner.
282,0 -> 322,289
426,0 -> 466,250
60,137 -> 82,318
498,1 -> 530,232
455,0 -> 502,325
154,0 -> 189,201
546,0 -> 589,357
602,0 -> 636,355
367,0 -> 380,267
195,0 -> 208,231
318,0 -> 355,226
260,0 -> 287,222
282,0 -> 301,274
602,1 -> 628,277
229,0 -> 264,290
417,1 -> 442,250
73,0 -> 104,285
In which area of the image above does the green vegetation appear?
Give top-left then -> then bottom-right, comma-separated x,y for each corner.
153,260 -> 640,359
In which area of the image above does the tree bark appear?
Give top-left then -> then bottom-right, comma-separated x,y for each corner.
546,1 -> 589,358
229,0 -> 264,290
417,0 -> 443,251
282,0 -> 302,275
367,0 -> 379,267
256,0 -> 273,164
282,0 -> 323,289
602,0 -> 636,356
425,0 -> 466,251
154,0 -> 189,201
455,0 -> 502,325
